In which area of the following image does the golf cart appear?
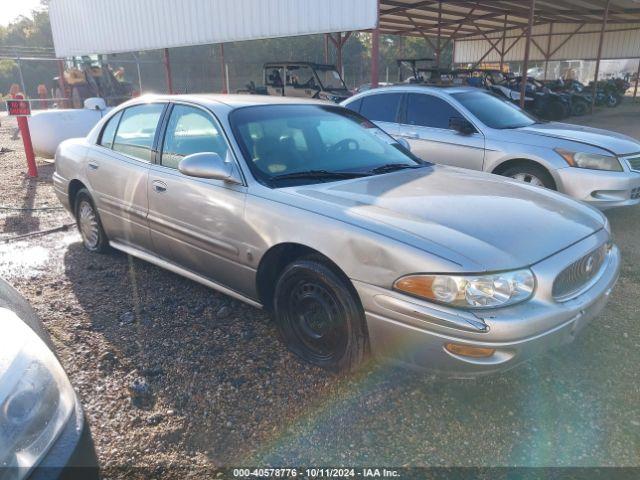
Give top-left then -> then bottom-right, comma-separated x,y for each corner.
240,62 -> 352,103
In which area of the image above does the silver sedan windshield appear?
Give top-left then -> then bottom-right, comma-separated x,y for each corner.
452,90 -> 539,129
230,105 -> 424,186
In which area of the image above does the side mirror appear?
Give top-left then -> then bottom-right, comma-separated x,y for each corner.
395,137 -> 411,151
178,152 -> 240,183
449,117 -> 475,135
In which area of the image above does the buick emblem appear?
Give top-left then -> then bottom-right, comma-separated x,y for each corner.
584,255 -> 595,275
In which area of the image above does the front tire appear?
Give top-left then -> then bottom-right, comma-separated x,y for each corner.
502,164 -> 556,190
273,257 -> 367,373
570,98 -> 589,116
74,189 -> 110,253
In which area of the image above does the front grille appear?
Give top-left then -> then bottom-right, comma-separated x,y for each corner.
553,243 -> 608,301
627,156 -> 640,172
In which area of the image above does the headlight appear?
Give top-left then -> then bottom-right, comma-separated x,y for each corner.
394,269 -> 535,309
555,148 -> 622,172
0,308 -> 75,479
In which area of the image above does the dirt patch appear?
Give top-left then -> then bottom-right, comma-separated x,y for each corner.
1,108 -> 639,478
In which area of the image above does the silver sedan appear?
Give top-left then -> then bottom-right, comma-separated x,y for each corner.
342,85 -> 640,209
54,95 -> 619,376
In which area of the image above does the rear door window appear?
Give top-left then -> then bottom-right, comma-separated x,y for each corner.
112,103 -> 164,162
405,93 -> 462,129
359,93 -> 402,123
99,111 -> 123,148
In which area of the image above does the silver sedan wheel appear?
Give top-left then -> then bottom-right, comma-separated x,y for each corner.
510,172 -> 545,187
78,200 -> 100,249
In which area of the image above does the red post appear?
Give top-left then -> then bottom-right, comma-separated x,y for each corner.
633,59 -> 640,101
336,33 -> 343,74
520,0 -> 536,109
220,44 -> 228,94
13,94 -> 37,178
591,0 -> 610,112
163,48 -> 174,94
371,0 -> 381,92
499,14 -> 507,72
324,33 -> 329,63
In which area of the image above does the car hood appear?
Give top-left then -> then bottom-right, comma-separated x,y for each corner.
518,122 -> 640,156
284,166 -> 605,271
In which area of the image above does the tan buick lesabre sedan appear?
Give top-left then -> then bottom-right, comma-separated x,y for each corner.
53,95 -> 620,376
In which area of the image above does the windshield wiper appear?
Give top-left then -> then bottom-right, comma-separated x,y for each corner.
271,170 -> 370,182
369,163 -> 424,174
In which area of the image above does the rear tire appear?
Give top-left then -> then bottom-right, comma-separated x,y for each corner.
74,189 -> 110,253
501,164 -> 556,190
570,98 -> 589,116
273,257 -> 367,373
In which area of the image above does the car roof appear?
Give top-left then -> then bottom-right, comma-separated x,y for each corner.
126,93 -> 332,110
353,85 -> 478,96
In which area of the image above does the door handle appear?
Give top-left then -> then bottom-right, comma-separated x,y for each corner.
88,161 -> 99,170
404,132 -> 419,139
152,180 -> 167,193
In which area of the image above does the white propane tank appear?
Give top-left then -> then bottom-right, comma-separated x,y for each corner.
27,98 -> 113,159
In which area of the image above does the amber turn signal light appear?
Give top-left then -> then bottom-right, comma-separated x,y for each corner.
444,343 -> 495,358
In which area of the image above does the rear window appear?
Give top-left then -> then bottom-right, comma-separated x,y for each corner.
359,93 -> 402,123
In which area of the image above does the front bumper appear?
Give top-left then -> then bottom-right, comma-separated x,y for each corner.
555,166 -> 640,209
28,396 -> 99,480
355,231 -> 620,377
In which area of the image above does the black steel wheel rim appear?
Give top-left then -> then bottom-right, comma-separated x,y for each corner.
286,278 -> 348,361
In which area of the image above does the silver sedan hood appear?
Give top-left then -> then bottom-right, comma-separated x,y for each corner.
284,166 -> 605,271
518,122 -> 640,156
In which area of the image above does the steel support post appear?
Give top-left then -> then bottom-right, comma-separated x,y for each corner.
591,0 -> 611,112
163,48 -> 173,94
520,0 -> 536,109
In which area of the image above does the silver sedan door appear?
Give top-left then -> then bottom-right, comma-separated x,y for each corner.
86,103 -> 165,251
147,103 -> 253,295
397,93 -> 485,170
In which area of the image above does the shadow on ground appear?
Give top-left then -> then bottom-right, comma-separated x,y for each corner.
61,207 -> 639,468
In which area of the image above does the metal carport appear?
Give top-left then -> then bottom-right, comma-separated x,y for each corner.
371,1 -> 640,108
48,0 -> 640,108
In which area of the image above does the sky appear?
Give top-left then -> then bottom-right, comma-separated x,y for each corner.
0,0 -> 43,26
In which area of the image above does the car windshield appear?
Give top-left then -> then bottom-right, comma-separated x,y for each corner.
315,67 -> 348,91
230,105 -> 426,187
452,90 -> 539,129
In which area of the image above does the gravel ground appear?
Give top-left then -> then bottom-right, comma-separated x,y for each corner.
0,103 -> 639,478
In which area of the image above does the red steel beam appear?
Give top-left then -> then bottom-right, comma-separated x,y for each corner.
371,0 -> 381,88
220,43 -> 227,94
163,48 -> 173,94
543,22 -> 553,79
520,0 -> 535,109
500,13 -> 508,71
591,0 -> 611,112
634,59 -> 640,101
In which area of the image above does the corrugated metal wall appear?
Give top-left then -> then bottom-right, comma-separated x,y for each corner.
49,0 -> 377,57
455,23 -> 640,63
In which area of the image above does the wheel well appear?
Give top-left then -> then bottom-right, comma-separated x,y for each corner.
255,243 -> 352,312
491,159 -> 556,189
68,179 -> 87,212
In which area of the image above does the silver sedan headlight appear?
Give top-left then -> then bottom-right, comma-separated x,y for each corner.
555,148 -> 623,172
0,308 -> 75,479
394,269 -> 535,309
